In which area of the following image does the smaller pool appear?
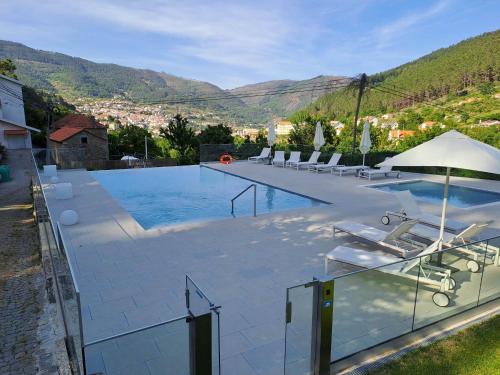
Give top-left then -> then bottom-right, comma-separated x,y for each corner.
369,180 -> 500,208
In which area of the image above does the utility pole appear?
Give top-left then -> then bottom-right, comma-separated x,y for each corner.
352,73 -> 367,155
144,135 -> 148,160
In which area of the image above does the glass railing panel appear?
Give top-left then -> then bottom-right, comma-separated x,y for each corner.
478,237 -> 500,304
84,317 -> 190,375
331,259 -> 418,361
185,275 -> 221,375
284,282 -> 316,375
186,275 -> 213,316
413,244 -> 486,329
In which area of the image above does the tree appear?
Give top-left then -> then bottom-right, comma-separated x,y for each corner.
255,129 -> 267,145
0,59 -> 17,79
160,114 -> 197,164
108,125 -> 159,158
288,115 -> 336,146
197,124 -> 233,144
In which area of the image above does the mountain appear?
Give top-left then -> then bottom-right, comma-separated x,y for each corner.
227,75 -> 347,119
292,30 -> 500,122
0,40 -> 345,123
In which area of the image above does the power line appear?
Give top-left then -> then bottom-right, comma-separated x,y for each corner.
138,77 -> 354,106
370,85 -> 444,109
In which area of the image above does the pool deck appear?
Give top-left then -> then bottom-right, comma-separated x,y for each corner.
40,162 -> 500,375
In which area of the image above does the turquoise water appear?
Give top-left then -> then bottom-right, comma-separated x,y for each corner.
91,166 -> 325,229
371,180 -> 500,208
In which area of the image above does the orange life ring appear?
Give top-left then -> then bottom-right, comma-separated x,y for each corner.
219,153 -> 233,165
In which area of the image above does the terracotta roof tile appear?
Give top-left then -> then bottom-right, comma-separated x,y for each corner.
52,114 -> 105,129
50,127 -> 84,142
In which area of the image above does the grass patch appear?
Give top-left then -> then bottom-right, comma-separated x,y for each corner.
369,314 -> 500,375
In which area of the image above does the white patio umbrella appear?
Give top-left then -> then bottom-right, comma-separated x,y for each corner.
377,130 -> 500,247
121,155 -> 139,161
267,122 -> 276,147
359,122 -> 372,166
313,122 -> 325,151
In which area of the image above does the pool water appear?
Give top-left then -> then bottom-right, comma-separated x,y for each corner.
370,180 -> 500,208
91,166 -> 325,229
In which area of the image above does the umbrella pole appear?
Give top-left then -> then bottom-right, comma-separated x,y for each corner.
437,167 -> 451,263
362,154 -> 365,166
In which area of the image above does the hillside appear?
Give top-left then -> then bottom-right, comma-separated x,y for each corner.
0,40 -> 343,122
292,30 -> 500,122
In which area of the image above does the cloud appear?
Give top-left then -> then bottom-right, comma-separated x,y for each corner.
373,0 -> 452,49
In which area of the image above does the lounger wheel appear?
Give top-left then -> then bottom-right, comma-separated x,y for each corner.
432,292 -> 450,307
381,215 -> 390,225
466,260 -> 480,273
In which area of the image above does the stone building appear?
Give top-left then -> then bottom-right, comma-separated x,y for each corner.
48,114 -> 109,164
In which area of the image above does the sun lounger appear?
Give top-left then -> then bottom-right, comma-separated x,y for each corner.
409,223 -> 499,270
326,240 -> 455,306
290,151 -> 321,170
333,165 -> 368,176
272,151 -> 285,167
333,220 -> 425,257
248,147 -> 271,163
285,151 -> 301,167
359,165 -> 400,180
381,190 -> 468,233
308,153 -> 343,173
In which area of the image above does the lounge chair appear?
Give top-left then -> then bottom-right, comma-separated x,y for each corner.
326,240 -> 454,306
290,151 -> 321,170
248,147 -> 271,163
285,151 -> 301,167
409,223 -> 499,271
272,151 -> 285,167
381,190 -> 468,233
359,165 -> 400,180
308,153 -> 343,173
333,220 -> 426,257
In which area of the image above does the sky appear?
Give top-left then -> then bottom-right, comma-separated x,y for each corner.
0,0 -> 498,89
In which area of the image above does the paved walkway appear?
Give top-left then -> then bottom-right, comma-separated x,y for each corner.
0,150 -> 68,375
41,162 -> 500,375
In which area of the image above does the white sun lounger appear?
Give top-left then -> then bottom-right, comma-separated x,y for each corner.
290,151 -> 321,170
359,165 -> 400,180
333,220 -> 425,257
308,153 -> 343,173
285,151 -> 301,167
248,147 -> 271,163
272,151 -> 285,167
333,165 -> 368,176
381,190 -> 468,233
326,240 -> 455,306
409,223 -> 499,270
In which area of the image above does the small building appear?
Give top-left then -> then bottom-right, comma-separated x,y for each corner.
477,119 -> 500,127
0,73 -> 41,149
388,130 -> 416,141
49,114 -> 109,161
274,119 -> 293,136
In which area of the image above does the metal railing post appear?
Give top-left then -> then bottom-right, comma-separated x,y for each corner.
253,184 -> 256,217
230,184 -> 257,217
311,277 -> 334,375
189,313 -> 212,375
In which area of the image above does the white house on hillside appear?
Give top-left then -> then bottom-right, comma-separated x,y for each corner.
0,74 -> 40,149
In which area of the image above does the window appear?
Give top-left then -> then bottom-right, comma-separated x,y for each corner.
80,136 -> 88,144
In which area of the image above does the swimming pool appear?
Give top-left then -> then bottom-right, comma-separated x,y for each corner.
91,166 -> 325,229
369,179 -> 500,208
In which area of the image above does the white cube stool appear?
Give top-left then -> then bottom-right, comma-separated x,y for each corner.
50,176 -> 60,184
44,165 -> 57,177
60,210 -> 79,226
55,183 -> 73,200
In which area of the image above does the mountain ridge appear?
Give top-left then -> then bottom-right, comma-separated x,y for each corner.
0,40 -> 340,122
